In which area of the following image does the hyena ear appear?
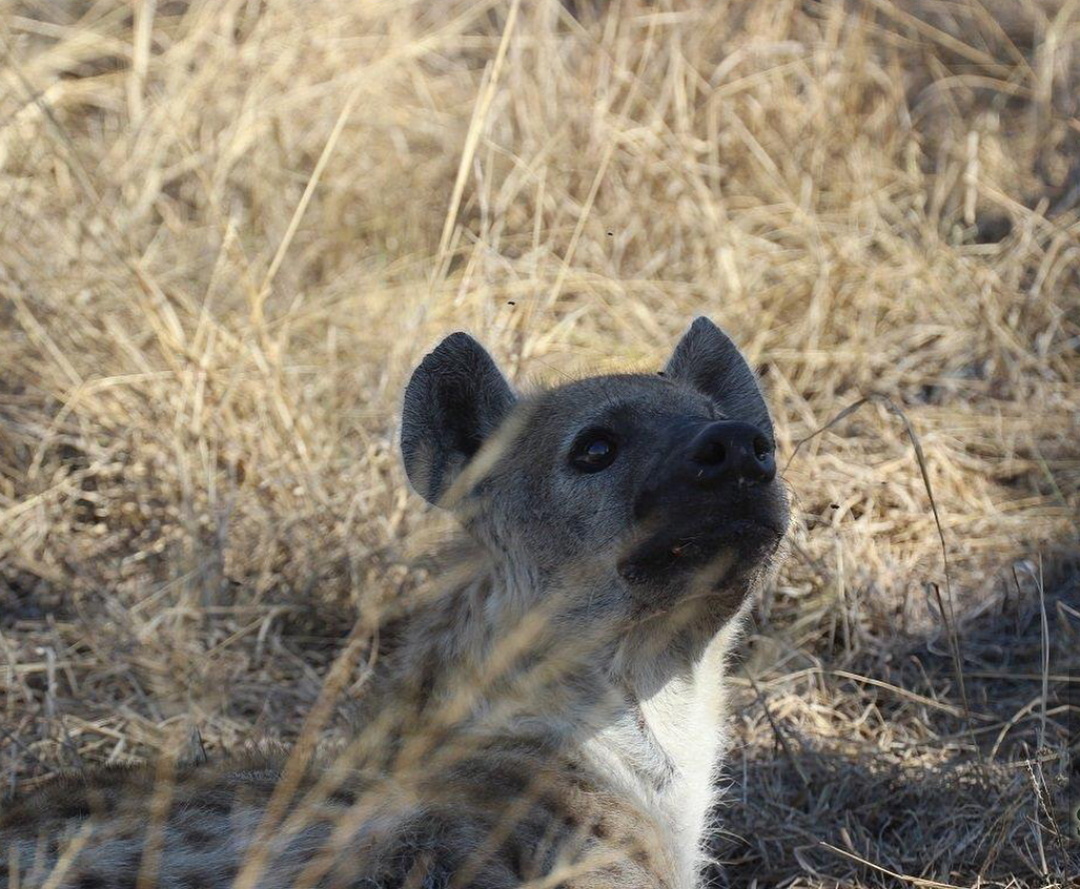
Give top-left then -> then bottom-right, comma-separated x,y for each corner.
401,332 -> 517,506
663,316 -> 773,437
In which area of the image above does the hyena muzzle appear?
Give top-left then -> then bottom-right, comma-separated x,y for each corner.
1,317 -> 789,889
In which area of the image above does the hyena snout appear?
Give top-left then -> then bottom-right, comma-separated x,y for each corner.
631,419 -> 779,524
623,416 -> 787,588
683,420 -> 776,487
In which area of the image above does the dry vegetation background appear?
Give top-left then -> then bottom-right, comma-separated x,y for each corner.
0,0 -> 1078,886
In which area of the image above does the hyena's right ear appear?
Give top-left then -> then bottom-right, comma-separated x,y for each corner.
401,332 -> 517,506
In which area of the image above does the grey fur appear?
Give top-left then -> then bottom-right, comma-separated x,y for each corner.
1,317 -> 789,889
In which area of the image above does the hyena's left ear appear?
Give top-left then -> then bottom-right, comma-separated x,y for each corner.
401,332 -> 517,506
664,316 -> 773,438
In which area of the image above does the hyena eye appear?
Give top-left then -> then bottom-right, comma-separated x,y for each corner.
569,431 -> 619,473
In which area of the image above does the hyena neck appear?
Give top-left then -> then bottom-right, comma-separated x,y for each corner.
367,552 -> 616,741
373,547 -> 746,884
583,608 -> 750,886
399,555 -> 717,742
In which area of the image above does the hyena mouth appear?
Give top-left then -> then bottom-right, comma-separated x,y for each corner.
617,518 -> 784,585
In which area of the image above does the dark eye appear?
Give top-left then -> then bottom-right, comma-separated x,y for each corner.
569,431 -> 619,473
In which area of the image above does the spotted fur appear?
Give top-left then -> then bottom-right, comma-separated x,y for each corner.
1,318 -> 788,888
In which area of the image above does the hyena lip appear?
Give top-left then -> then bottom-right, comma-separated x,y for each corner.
616,518 -> 784,582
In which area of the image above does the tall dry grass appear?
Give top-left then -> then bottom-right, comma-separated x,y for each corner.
0,0 -> 1077,886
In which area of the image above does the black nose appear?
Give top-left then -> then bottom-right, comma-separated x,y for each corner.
685,421 -> 776,486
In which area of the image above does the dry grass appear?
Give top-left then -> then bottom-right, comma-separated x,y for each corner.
0,0 -> 1077,885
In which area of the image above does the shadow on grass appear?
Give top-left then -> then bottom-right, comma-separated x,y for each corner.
714,737 -> 1075,889
715,551 -> 1079,889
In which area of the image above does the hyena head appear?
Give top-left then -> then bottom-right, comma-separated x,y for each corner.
401,317 -> 788,672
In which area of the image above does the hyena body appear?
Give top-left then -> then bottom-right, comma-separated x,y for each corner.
1,318 -> 789,888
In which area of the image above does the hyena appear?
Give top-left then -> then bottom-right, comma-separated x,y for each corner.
0,317 -> 789,889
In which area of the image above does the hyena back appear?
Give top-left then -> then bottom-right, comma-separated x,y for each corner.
1,317 -> 789,888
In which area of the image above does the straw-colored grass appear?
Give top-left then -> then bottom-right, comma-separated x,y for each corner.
0,0 -> 1077,885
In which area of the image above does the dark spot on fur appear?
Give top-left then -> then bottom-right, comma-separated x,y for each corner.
328,787 -> 357,807
75,875 -> 107,889
184,825 -> 217,848
200,797 -> 231,817
414,653 -> 439,704
57,796 -> 93,819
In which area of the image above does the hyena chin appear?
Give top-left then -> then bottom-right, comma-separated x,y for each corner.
1,317 -> 788,889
